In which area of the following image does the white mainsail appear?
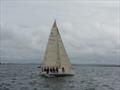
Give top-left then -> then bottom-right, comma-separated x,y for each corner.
41,20 -> 73,75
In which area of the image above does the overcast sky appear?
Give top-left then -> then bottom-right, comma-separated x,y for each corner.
0,0 -> 120,64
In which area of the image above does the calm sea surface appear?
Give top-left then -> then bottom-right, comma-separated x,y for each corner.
0,64 -> 120,90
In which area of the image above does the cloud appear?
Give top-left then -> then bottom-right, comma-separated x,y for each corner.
0,25 -> 49,63
0,0 -> 119,64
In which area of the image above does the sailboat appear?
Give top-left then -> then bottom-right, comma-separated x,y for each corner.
40,20 -> 74,77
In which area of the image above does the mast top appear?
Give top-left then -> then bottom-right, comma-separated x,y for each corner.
53,19 -> 57,28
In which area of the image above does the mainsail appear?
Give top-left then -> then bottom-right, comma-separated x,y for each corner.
41,20 -> 73,74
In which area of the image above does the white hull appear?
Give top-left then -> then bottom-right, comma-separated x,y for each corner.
40,71 -> 74,77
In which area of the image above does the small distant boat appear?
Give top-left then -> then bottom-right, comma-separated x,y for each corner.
39,20 -> 74,77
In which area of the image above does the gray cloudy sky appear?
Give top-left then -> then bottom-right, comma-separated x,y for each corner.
0,0 -> 120,64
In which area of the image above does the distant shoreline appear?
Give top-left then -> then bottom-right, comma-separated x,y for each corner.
73,64 -> 120,67
0,63 -> 120,67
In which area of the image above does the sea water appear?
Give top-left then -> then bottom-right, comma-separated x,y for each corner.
0,64 -> 120,90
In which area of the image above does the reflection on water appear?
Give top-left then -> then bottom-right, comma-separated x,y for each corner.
0,64 -> 120,90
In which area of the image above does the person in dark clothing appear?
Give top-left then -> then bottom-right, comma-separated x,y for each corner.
62,67 -> 65,73
50,68 -> 52,73
46,67 -> 49,74
53,67 -> 55,73
56,67 -> 58,73
44,67 -> 46,72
